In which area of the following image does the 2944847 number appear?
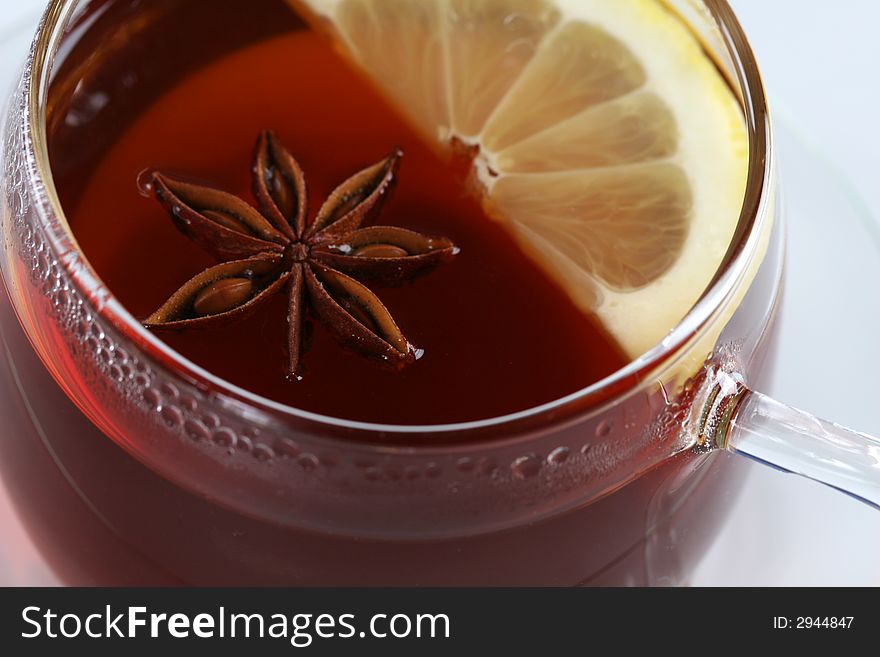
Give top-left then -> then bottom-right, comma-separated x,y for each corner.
773,617 -> 854,629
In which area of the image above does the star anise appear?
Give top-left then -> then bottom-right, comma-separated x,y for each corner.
143,130 -> 458,378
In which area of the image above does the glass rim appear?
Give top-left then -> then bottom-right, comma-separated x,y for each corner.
23,0 -> 773,437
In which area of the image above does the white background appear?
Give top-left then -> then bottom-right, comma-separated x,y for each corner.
0,0 -> 878,585
697,0 -> 880,584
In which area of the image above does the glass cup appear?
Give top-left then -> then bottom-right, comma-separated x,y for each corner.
0,0 -> 876,585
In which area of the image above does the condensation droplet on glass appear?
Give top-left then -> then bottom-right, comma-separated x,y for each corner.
252,444 -> 275,462
143,387 -> 162,409
511,454 -> 541,480
160,382 -> 180,400
478,457 -> 498,476
161,405 -> 183,429
384,466 -> 402,481
212,427 -> 237,449
456,457 -> 475,473
547,446 -> 570,465
595,419 -> 614,438
273,438 -> 300,458
201,412 -> 221,429
184,419 -> 210,442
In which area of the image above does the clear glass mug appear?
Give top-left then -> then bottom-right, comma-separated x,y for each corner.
0,0 -> 876,585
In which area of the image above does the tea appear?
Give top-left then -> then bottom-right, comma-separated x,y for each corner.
0,0 -> 778,586
56,2 -> 629,425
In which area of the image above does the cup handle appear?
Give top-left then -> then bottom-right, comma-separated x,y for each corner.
695,370 -> 880,509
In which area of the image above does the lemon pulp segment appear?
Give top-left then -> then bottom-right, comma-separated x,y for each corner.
296,0 -> 749,358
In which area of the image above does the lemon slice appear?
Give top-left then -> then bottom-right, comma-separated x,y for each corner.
295,0 -> 748,358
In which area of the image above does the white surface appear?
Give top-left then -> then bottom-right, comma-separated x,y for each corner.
691,117 -> 880,586
731,0 -> 880,239
0,0 -> 879,585
693,0 -> 880,585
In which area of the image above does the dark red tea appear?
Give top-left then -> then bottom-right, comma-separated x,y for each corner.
55,1 -> 628,425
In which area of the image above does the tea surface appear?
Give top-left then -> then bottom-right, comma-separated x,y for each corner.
63,26 -> 628,424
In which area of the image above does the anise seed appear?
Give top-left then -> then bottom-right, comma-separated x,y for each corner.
203,210 -> 253,235
337,295 -> 379,333
193,278 -> 254,316
330,193 -> 364,224
351,244 -> 409,258
271,169 -> 297,219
